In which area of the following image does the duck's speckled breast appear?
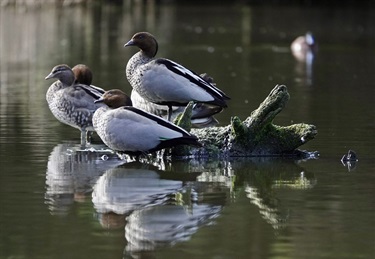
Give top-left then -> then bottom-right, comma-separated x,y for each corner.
47,82 -> 101,131
126,52 -> 154,97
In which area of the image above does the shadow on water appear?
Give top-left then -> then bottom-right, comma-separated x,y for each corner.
44,142 -> 316,256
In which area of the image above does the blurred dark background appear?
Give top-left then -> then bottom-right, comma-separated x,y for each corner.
1,0 -> 374,7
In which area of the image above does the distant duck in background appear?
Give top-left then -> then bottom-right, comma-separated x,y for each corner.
291,32 -> 317,63
45,64 -> 105,147
124,31 -> 230,121
93,89 -> 201,156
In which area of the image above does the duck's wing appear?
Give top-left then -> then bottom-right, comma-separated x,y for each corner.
78,84 -> 105,100
60,84 -> 103,111
155,58 -> 230,101
121,106 -> 193,137
87,84 -> 106,96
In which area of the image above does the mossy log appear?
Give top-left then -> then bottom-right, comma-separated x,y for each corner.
174,84 -> 317,158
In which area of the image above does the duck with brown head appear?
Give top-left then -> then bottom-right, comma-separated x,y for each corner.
93,89 -> 201,156
45,64 -> 105,147
72,64 -> 107,95
124,32 -> 230,121
72,64 -> 93,85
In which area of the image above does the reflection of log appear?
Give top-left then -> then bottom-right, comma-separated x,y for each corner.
174,85 -> 317,157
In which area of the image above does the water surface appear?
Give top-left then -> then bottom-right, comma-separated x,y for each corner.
0,2 -> 374,259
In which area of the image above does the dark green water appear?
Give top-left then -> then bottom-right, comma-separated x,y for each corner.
1,2 -> 374,259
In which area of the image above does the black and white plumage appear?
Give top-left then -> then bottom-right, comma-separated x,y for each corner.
124,31 -> 230,120
92,89 -> 201,155
45,64 -> 105,146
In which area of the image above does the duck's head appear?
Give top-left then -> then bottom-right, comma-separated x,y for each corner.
72,64 -> 93,85
303,32 -> 316,48
124,32 -> 158,58
291,32 -> 317,52
45,64 -> 75,86
95,89 -> 133,108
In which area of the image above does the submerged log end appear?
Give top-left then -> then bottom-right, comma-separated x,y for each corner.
229,123 -> 318,157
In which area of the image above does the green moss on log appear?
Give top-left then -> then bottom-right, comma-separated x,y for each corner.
174,85 -> 317,158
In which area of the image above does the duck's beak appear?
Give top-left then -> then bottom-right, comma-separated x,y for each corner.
94,97 -> 105,103
45,72 -> 54,80
124,39 -> 135,47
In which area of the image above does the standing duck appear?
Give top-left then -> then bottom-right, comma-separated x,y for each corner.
92,89 -> 201,155
45,64 -> 105,147
124,31 -> 230,121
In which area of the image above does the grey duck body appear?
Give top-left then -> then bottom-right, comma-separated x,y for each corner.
93,89 -> 200,155
124,32 -> 230,120
45,64 -> 104,146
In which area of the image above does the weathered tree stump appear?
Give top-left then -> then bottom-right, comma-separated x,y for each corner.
173,84 -> 317,158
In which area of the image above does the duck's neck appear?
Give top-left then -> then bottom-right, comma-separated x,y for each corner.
126,51 -> 153,81
94,105 -> 110,118
46,81 -> 64,103
62,73 -> 76,86
143,38 -> 158,58
139,50 -> 154,62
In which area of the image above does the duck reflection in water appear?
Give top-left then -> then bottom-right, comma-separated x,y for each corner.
124,203 -> 222,253
92,162 -> 184,216
45,142 -> 123,215
291,32 -> 318,86
90,162 -> 225,252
